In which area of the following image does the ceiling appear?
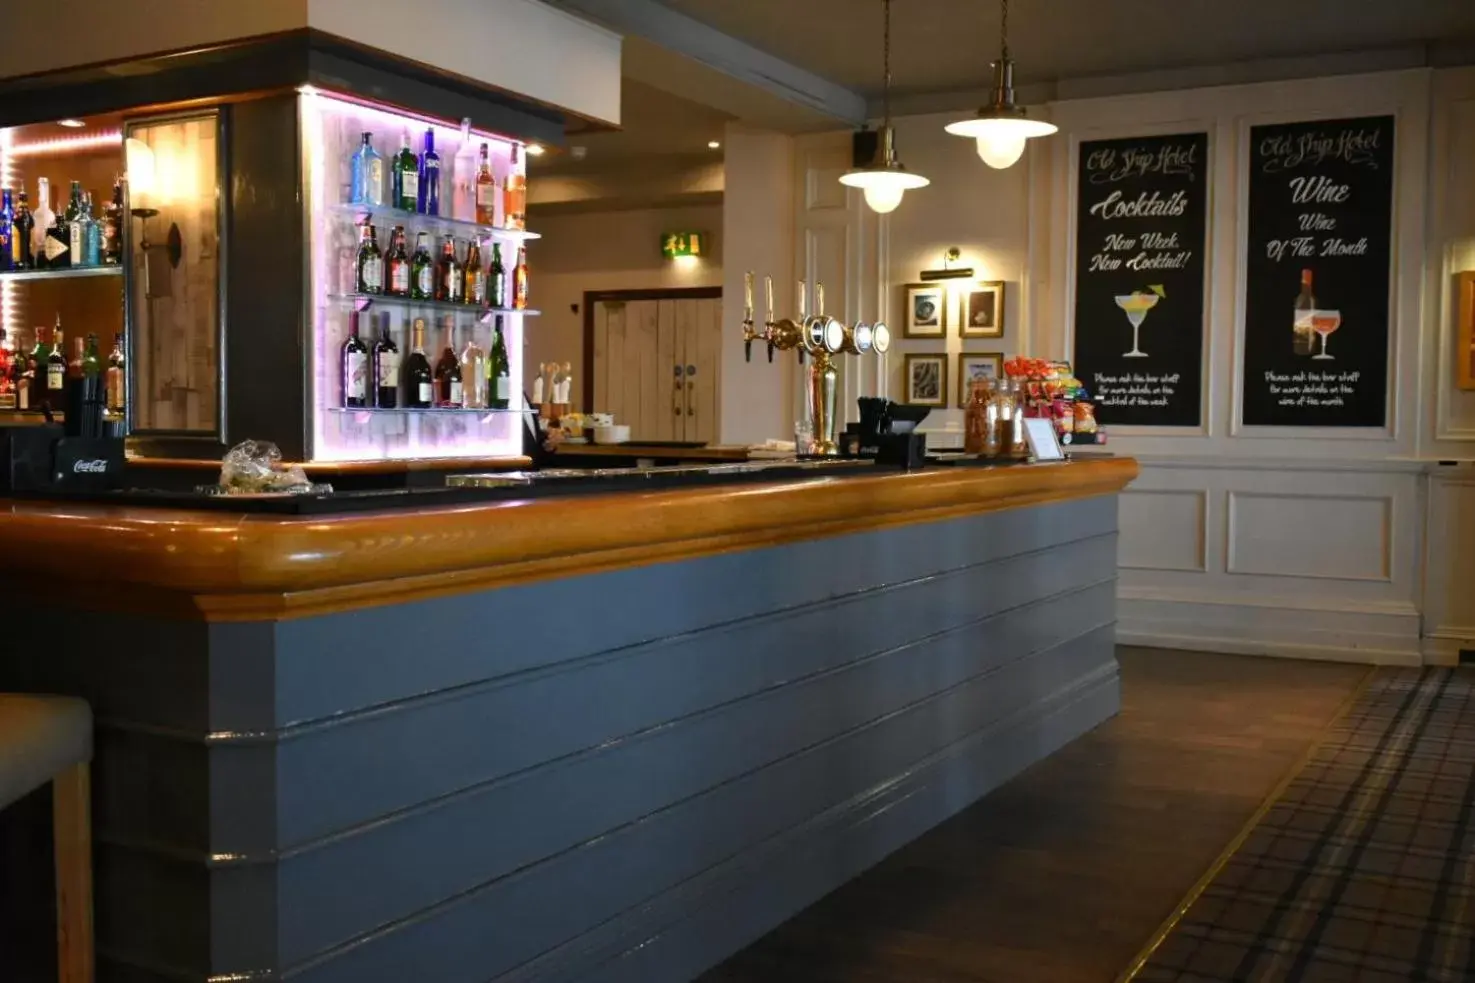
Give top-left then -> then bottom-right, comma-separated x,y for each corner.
542,77 -> 732,173
659,0 -> 1475,97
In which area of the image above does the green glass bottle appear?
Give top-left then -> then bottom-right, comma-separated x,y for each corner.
82,333 -> 101,378
409,232 -> 434,301
488,315 -> 511,409
489,243 -> 507,309
391,133 -> 419,213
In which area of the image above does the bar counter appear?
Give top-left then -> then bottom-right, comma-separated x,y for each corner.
0,456 -> 1136,983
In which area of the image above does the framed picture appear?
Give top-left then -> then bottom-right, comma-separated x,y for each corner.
904,283 -> 946,338
903,353 -> 948,407
958,281 -> 1005,338
956,352 -> 1004,407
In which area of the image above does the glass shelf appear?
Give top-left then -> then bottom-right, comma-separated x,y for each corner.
0,265 -> 123,283
328,293 -> 539,320
325,406 -> 528,415
329,203 -> 539,242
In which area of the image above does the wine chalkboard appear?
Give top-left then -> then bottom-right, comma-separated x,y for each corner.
1241,115 -> 1394,427
1072,132 -> 1208,427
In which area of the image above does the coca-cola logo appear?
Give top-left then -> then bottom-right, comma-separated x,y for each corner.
72,459 -> 109,474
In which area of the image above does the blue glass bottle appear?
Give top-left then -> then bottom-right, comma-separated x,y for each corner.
418,129 -> 441,216
0,189 -> 13,272
83,192 -> 102,267
350,132 -> 385,206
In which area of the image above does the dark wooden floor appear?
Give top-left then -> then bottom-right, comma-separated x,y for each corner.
701,647 -> 1371,983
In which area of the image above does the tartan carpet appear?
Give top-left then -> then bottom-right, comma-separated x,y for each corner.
1133,668 -> 1475,983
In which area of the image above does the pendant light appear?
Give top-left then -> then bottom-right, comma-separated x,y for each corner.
839,0 -> 928,214
944,0 -> 1056,169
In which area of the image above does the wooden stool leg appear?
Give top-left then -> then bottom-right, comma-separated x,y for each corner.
53,761 -> 94,983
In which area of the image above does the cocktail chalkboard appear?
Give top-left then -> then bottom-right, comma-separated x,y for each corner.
1240,115 -> 1394,427
1072,132 -> 1208,427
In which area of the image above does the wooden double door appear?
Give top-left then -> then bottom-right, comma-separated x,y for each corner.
586,288 -> 723,443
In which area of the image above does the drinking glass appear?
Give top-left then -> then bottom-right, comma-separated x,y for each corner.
1310,309 -> 1341,360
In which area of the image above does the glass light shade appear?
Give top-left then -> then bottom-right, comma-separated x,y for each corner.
945,114 -> 1057,169
977,132 -> 1026,169
125,137 -> 156,197
838,167 -> 930,214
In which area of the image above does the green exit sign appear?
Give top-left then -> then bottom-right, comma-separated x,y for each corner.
661,231 -> 705,258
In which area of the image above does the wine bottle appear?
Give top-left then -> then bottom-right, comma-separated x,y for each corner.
434,320 -> 462,407
434,236 -> 462,303
410,232 -> 434,300
489,315 -> 511,410
404,318 -> 434,408
418,129 -> 441,216
32,178 -> 54,269
103,179 -> 123,265
0,189 -> 14,272
105,333 -> 125,413
47,322 -> 67,395
385,226 -> 411,297
474,144 -> 497,225
341,311 -> 370,408
463,239 -> 486,305
489,243 -> 507,309
66,181 -> 85,268
372,319 -> 400,409
355,223 -> 384,295
13,192 -> 34,270
513,246 -> 529,310
392,133 -> 419,213
350,132 -> 386,207
460,331 -> 487,409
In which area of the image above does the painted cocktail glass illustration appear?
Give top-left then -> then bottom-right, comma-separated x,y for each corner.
1114,285 -> 1164,358
1310,309 -> 1341,360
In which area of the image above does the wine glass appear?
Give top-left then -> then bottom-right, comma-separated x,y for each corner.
1310,309 -> 1341,360
1115,293 -> 1160,358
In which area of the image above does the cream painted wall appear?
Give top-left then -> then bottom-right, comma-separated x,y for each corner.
794,65 -> 1475,665
4,0 -> 621,126
523,205 -> 723,407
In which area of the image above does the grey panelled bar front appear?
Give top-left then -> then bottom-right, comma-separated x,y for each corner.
0,467 -> 1130,982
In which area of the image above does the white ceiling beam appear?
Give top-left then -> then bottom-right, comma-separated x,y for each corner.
541,0 -> 868,125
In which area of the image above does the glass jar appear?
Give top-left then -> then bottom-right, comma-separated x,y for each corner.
964,378 -> 992,455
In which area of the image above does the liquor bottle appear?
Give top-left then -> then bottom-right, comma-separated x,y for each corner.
355,223 -> 384,294
392,133 -> 419,213
45,206 -> 69,269
13,192 -> 34,270
350,132 -> 386,207
434,236 -> 462,303
404,318 -> 434,408
67,335 -> 84,381
372,318 -> 400,409
385,226 -> 411,297
513,246 -> 529,310
409,232 -> 434,300
434,320 -> 462,407
418,129 -> 441,216
504,145 -> 526,230
103,179 -> 123,265
489,243 -> 507,309
15,330 -> 32,411
488,315 -> 511,410
0,189 -> 13,272
1293,268 -> 1316,356
82,192 -> 102,267
32,179 -> 54,268
82,334 -> 101,379
463,238 -> 486,305
451,137 -> 477,222
341,310 -> 370,408
460,330 -> 487,409
47,323 -> 67,396
65,181 -> 85,268
106,333 -> 126,413
474,144 -> 498,225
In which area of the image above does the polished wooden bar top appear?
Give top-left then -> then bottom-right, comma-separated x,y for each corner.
553,443 -> 756,461
0,457 -> 1137,621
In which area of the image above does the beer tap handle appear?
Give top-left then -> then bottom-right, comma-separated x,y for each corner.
816,282 -> 826,318
764,275 -> 775,328
744,271 -> 755,327
798,281 -> 808,320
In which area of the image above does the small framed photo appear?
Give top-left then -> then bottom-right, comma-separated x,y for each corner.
956,352 -> 1004,407
904,283 -> 946,338
903,353 -> 948,407
958,281 -> 1005,338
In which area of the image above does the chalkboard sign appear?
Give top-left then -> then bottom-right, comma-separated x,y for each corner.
1072,132 -> 1208,427
1241,115 -> 1394,427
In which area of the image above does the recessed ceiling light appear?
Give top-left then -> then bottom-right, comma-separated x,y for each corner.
708,140 -> 721,149
524,143 -> 546,156
57,119 -> 86,128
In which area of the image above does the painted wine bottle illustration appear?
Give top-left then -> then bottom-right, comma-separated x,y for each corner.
1292,268 -> 1316,355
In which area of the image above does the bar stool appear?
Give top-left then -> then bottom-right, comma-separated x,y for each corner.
0,694 -> 94,983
